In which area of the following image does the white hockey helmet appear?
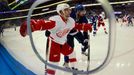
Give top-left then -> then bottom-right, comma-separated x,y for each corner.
56,3 -> 70,14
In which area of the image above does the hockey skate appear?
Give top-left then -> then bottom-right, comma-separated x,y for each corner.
63,62 -> 70,69
63,62 -> 80,75
72,67 -> 78,75
105,31 -> 108,34
81,51 -> 88,56
81,45 -> 89,56
93,31 -> 96,36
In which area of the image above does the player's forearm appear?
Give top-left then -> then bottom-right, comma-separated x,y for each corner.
35,19 -> 56,30
20,19 -> 56,37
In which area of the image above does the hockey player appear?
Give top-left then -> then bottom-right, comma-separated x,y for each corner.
90,14 -> 98,36
20,3 -> 92,75
70,4 -> 91,56
127,14 -> 133,26
0,25 -> 4,37
0,1 -> 11,37
97,12 -> 108,34
63,4 -> 92,68
121,14 -> 128,26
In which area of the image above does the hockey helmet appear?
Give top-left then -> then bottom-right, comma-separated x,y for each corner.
56,3 -> 70,14
75,4 -> 85,12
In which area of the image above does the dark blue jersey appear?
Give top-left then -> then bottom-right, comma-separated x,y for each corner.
67,9 -> 89,47
70,9 -> 88,23
89,15 -> 98,23
92,16 -> 97,22
127,15 -> 132,22
69,9 -> 88,34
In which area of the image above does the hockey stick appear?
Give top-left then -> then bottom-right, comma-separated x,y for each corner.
45,38 -> 49,75
87,33 -> 90,75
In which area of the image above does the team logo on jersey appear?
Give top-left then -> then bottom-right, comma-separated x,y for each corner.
56,28 -> 70,38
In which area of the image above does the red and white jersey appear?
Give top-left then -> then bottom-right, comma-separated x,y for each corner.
98,14 -> 104,23
20,15 -> 92,42
48,15 -> 75,45
100,14 -> 105,19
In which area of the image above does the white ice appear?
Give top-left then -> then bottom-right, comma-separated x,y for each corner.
0,19 -> 134,75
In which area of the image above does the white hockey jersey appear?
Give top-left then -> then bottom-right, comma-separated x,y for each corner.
48,15 -> 75,45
